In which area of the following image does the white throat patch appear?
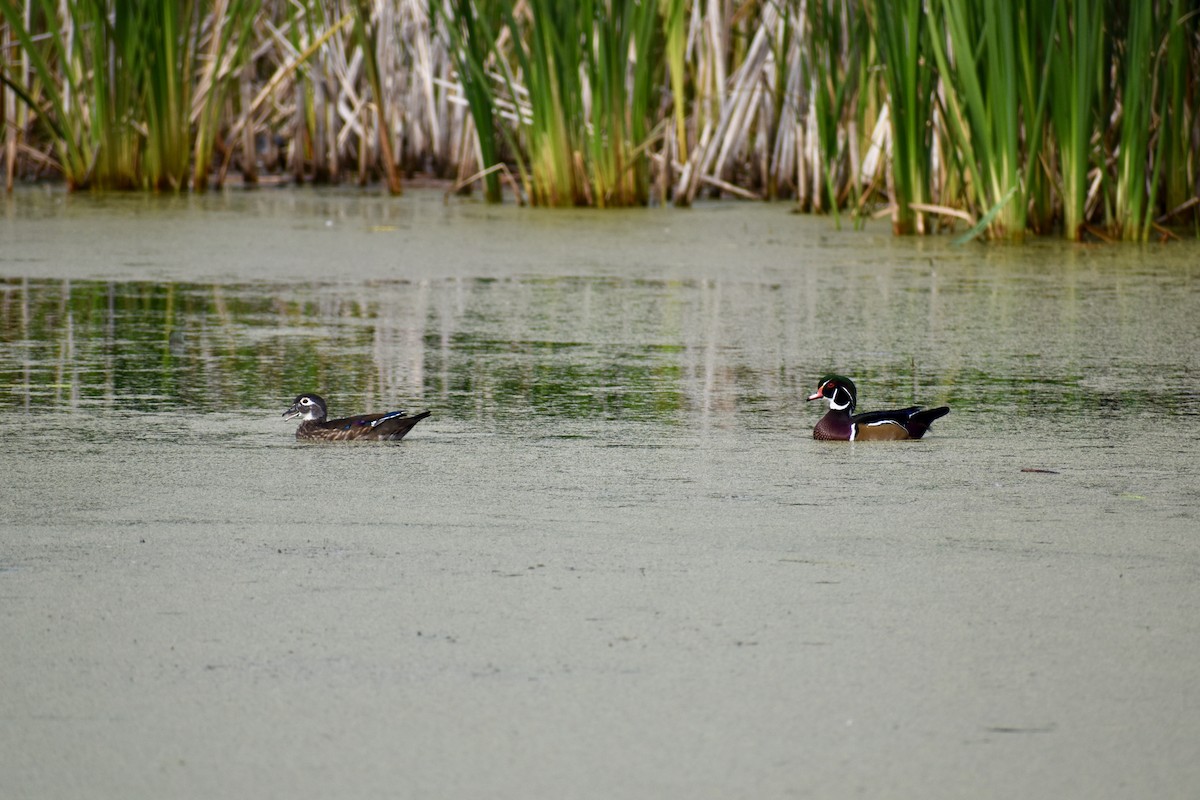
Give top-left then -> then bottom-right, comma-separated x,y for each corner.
829,396 -> 852,412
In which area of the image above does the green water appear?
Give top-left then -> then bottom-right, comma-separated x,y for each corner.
2,188 -> 1198,799
3,188 -> 1197,422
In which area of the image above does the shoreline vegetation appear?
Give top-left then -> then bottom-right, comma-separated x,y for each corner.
1,1 -> 1198,241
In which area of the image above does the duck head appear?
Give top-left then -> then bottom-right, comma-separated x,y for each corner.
283,393 -> 328,422
806,374 -> 857,413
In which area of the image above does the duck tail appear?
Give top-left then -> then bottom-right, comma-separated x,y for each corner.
907,406 -> 950,439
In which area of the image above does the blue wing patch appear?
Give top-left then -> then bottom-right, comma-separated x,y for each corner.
370,410 -> 406,428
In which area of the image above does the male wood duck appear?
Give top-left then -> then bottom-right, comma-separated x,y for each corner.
283,393 -> 430,441
806,374 -> 948,441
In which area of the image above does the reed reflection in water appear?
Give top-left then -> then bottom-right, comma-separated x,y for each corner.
2,259 -> 1197,425
0,276 -> 800,424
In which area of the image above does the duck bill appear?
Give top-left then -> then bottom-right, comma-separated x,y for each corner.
806,389 -> 823,402
282,405 -> 302,420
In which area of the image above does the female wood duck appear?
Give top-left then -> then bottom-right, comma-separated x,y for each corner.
283,393 -> 430,441
806,374 -> 948,441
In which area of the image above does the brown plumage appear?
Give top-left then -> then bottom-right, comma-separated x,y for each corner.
283,393 -> 430,441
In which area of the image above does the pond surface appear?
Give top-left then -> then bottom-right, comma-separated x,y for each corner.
2,188 -> 1199,798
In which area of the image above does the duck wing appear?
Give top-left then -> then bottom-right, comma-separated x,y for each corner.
308,409 -> 431,441
364,409 -> 431,441
852,405 -> 949,440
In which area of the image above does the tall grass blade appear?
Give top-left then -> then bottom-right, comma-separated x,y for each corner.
663,0 -> 688,163
868,0 -> 936,234
352,0 -> 402,195
192,0 -> 259,191
437,0 -> 507,201
1,0 -> 96,186
927,2 -> 1026,239
952,186 -> 1018,246
1047,0 -> 1104,240
1113,1 -> 1154,241
806,0 -> 868,216
1157,0 -> 1193,226
137,0 -> 198,190
0,0 -> 1195,244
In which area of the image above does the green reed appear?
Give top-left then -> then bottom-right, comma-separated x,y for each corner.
1,0 -> 256,190
804,0 -> 870,217
867,0 -> 936,234
1113,1 -> 1156,241
928,1 -> 1050,240
1018,0 -> 1055,236
138,0 -> 211,191
2,0 -> 113,187
506,0 -> 580,205
1158,0 -> 1194,229
191,0 -> 256,190
662,0 -> 688,161
762,8 -> 805,203
481,0 -> 663,207
1108,0 -> 1195,241
439,0 -> 507,202
3,0 -> 1199,241
1045,0 -> 1104,240
352,0 -> 402,194
584,0 -> 660,206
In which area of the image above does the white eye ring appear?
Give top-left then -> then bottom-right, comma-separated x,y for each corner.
301,398 -> 311,405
